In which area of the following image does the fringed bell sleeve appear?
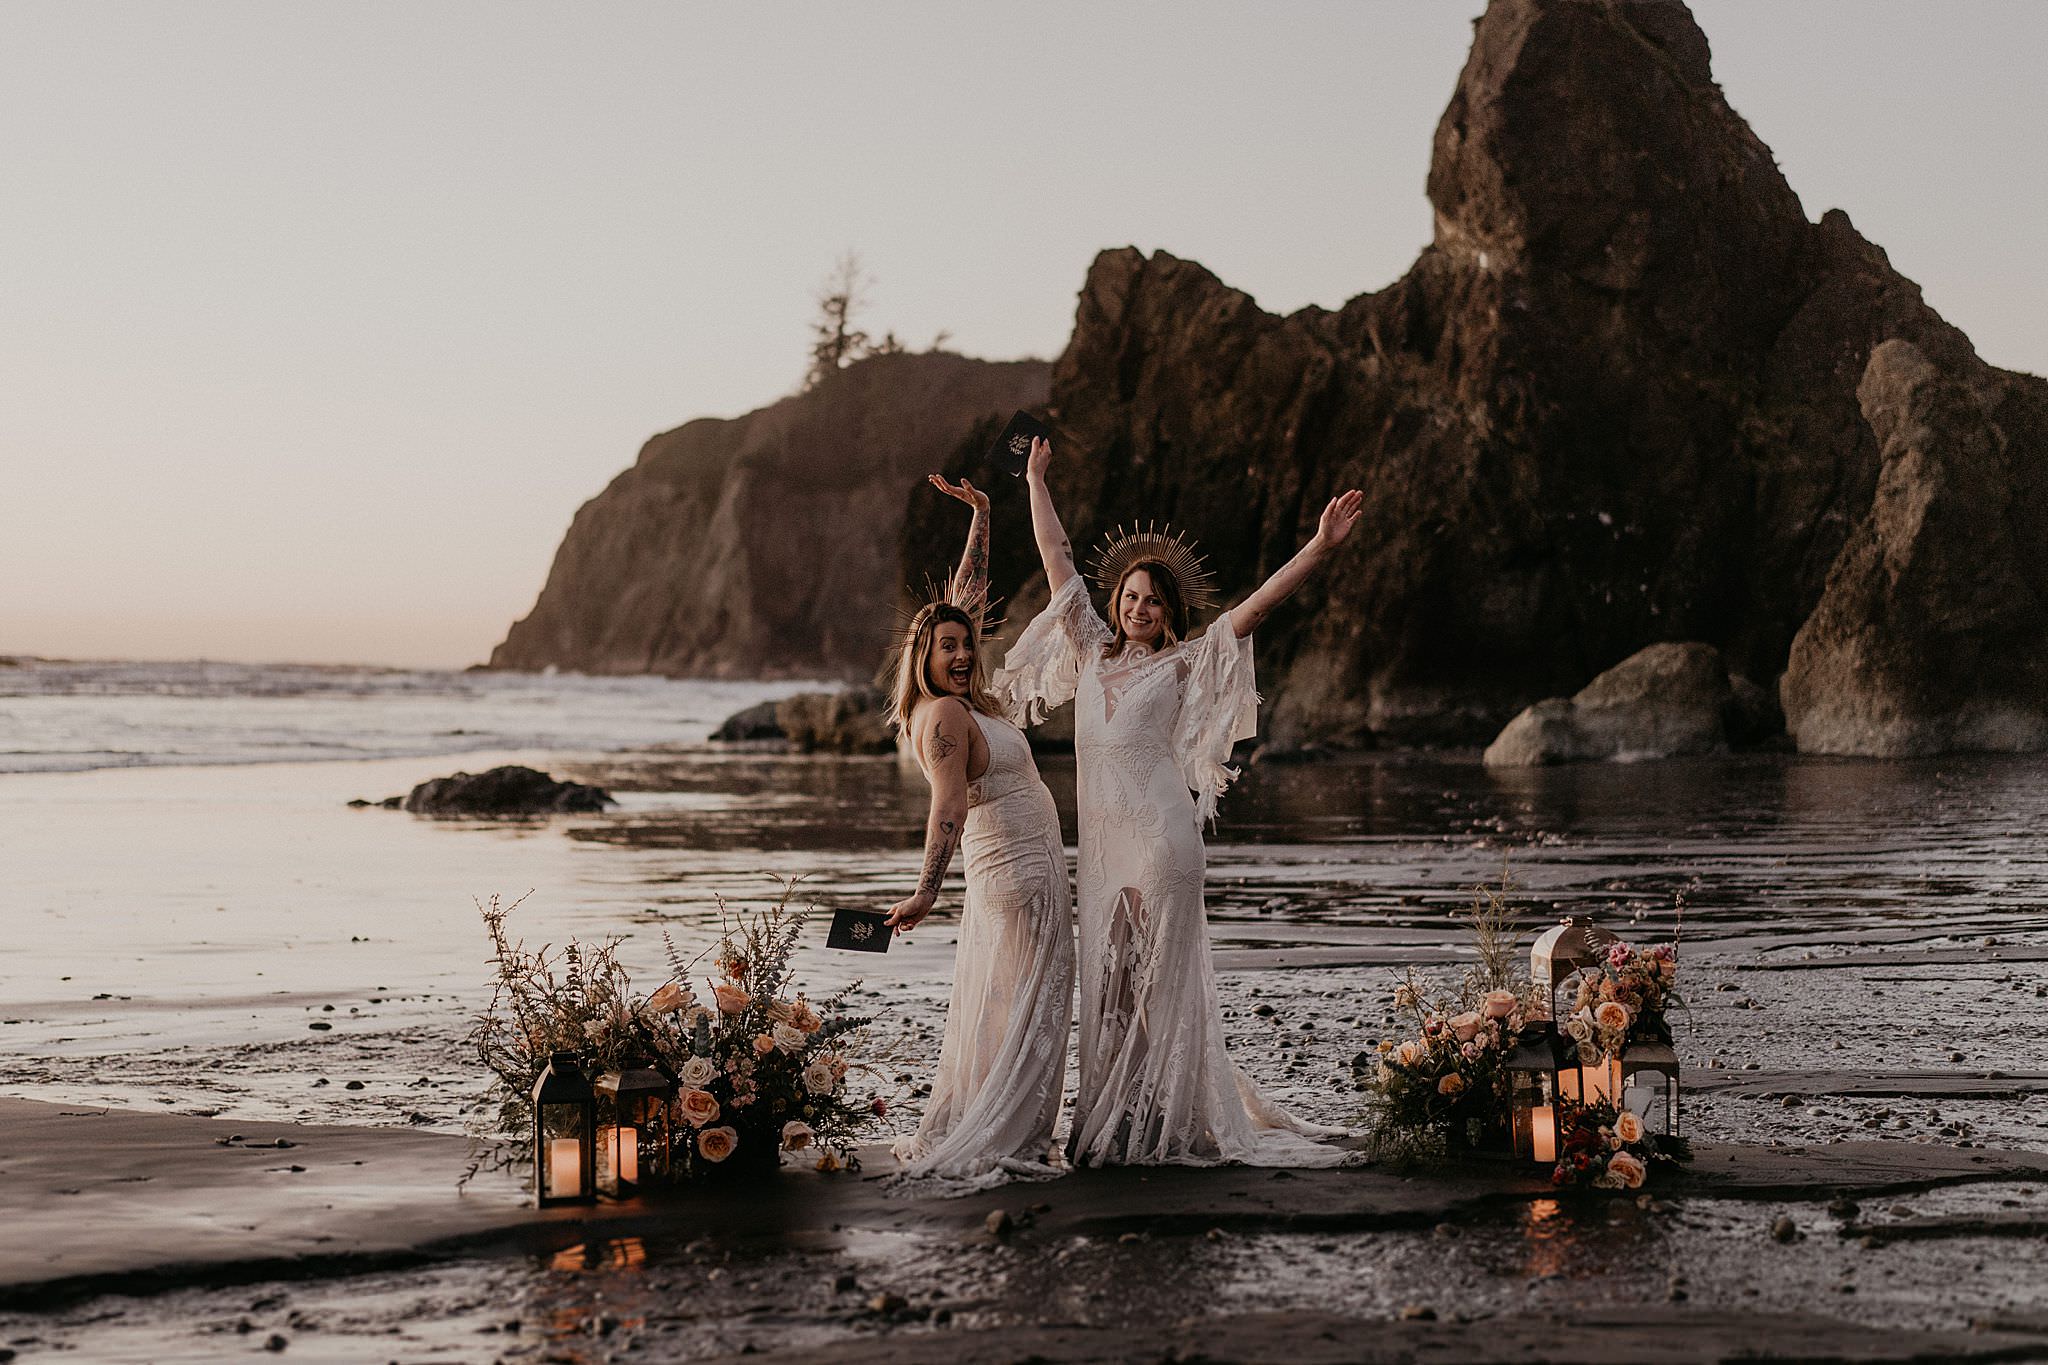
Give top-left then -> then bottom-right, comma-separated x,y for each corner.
993,574 -> 1110,728
1173,611 -> 1261,827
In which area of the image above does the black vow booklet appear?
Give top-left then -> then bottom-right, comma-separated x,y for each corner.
826,908 -> 893,953
989,409 -> 1053,477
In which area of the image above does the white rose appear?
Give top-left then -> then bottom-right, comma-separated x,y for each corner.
803,1061 -> 837,1095
679,1056 -> 717,1088
772,1023 -> 806,1054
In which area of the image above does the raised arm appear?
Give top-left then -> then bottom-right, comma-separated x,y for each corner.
1023,437 -> 1078,594
927,474 -> 990,612
885,697 -> 972,934
1229,490 -> 1364,638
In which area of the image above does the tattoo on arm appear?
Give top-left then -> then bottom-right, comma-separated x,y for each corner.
926,719 -> 957,763
918,819 -> 957,895
951,506 -> 990,606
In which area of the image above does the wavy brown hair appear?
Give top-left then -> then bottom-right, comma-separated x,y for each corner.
1104,559 -> 1189,658
889,602 -> 1002,732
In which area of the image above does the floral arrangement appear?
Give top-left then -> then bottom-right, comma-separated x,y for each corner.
1560,941 -> 1680,1065
468,884 -> 888,1185
1361,870 -> 1545,1159
1547,1099 -> 1690,1189
1367,976 -> 1541,1157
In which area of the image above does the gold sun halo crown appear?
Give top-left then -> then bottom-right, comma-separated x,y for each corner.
1086,522 -> 1219,613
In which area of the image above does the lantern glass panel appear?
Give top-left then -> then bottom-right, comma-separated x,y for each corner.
537,1103 -> 591,1202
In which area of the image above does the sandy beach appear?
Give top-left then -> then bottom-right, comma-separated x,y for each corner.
3,713 -> 2047,1358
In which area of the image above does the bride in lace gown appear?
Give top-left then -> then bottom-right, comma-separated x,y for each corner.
884,475 -> 1074,1185
998,436 -> 1363,1166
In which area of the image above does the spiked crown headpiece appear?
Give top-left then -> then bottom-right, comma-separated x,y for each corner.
1086,522 -> 1219,613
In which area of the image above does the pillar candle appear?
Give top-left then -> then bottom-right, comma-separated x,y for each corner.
549,1137 -> 582,1198
1532,1105 -> 1557,1164
617,1126 -> 638,1186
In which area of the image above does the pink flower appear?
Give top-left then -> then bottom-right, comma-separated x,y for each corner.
791,1001 -> 822,1033
1607,942 -> 1633,969
869,1096 -> 889,1117
781,1120 -> 814,1151
697,1126 -> 738,1163
1449,1012 -> 1483,1042
678,1088 -> 720,1128
1481,991 -> 1518,1020
713,984 -> 751,1015
1460,1042 -> 1480,1062
1606,1150 -> 1647,1189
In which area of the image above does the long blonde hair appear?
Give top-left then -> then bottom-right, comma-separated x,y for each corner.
888,602 -> 1002,731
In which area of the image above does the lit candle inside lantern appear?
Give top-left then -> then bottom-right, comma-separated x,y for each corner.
1586,1058 -> 1622,1106
617,1126 -> 638,1186
1531,1105 -> 1556,1164
1557,1071 -> 1580,1103
549,1137 -> 582,1198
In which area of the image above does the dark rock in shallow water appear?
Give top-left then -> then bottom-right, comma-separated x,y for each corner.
1483,643 -> 1734,766
1781,340 -> 2048,756
776,689 -> 893,755
712,698 -> 785,743
394,766 -> 613,815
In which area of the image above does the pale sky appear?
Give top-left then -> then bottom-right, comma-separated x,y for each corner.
4,1 -> 2042,669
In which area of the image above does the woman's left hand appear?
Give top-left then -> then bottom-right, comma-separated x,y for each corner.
929,473 -> 990,512
1316,489 -> 1365,548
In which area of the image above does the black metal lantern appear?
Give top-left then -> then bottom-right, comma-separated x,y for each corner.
595,1058 -> 676,1198
531,1051 -> 596,1207
1505,1024 -> 1562,1165
1621,1041 -> 1682,1136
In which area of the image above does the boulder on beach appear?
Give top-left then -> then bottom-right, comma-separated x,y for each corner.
1483,643 -> 1741,766
775,688 -> 894,755
711,699 -> 786,743
1780,340 -> 2048,757
378,765 -> 615,815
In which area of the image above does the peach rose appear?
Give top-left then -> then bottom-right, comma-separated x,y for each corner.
1594,1000 -> 1631,1032
752,1033 -> 776,1055
646,982 -> 689,1015
766,999 -> 797,1025
1449,1011 -> 1484,1042
1481,990 -> 1518,1020
1606,1150 -> 1647,1189
1437,1074 -> 1465,1096
678,1088 -> 721,1128
781,1120 -> 814,1151
697,1126 -> 738,1163
679,1056 -> 717,1088
1395,1042 -> 1421,1067
791,1001 -> 822,1033
713,984 -> 751,1015
1615,1111 -> 1644,1144
773,1023 -> 807,1054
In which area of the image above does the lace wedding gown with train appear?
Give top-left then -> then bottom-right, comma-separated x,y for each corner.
891,709 -> 1075,1185
1000,576 -> 1351,1167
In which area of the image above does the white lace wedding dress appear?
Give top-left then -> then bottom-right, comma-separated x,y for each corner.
891,709 -> 1075,1186
999,575 -> 1351,1167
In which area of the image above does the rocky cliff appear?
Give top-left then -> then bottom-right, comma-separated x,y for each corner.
905,0 -> 2047,751
491,352 -> 1049,679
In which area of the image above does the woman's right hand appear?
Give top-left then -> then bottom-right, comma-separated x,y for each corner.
885,892 -> 936,933
928,473 -> 989,511
1025,435 -> 1052,481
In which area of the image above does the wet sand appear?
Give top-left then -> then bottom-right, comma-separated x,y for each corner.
3,745 -> 2047,1359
